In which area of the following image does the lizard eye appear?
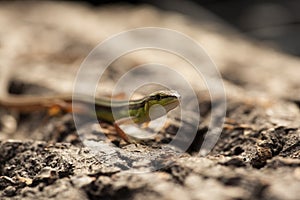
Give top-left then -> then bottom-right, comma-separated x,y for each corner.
155,94 -> 161,101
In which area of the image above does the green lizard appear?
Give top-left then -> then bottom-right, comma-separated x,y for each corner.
0,90 -> 181,143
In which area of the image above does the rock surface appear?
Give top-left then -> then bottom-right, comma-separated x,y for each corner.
0,1 -> 300,200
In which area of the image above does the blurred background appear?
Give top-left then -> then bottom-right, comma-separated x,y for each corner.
70,0 -> 300,57
0,0 -> 299,100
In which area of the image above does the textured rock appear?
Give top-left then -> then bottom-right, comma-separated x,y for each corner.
0,1 -> 300,200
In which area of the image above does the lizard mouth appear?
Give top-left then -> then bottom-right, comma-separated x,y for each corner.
164,98 -> 180,112
148,97 -> 180,120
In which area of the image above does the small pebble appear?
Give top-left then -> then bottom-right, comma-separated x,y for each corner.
3,186 -> 16,197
